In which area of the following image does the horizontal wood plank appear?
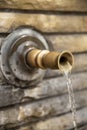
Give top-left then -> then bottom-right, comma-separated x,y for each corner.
0,72 -> 87,107
0,13 -> 87,33
0,0 -> 87,12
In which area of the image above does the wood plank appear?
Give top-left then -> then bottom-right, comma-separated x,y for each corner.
16,107 -> 87,130
0,72 -> 87,107
0,0 -> 87,12
46,34 -> 87,53
0,13 -> 87,33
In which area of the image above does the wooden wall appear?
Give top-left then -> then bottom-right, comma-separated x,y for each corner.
0,0 -> 87,130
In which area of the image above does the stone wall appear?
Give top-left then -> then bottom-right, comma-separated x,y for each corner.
0,0 -> 87,130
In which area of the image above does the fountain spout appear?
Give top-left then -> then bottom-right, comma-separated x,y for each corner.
26,49 -> 74,72
0,27 -> 74,87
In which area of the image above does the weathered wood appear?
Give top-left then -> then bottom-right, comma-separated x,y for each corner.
0,0 -> 87,12
0,13 -> 87,33
0,90 -> 87,126
46,34 -> 87,53
0,72 -> 86,108
15,107 -> 87,130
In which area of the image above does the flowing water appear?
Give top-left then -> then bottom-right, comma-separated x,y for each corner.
65,72 -> 77,130
61,62 -> 77,130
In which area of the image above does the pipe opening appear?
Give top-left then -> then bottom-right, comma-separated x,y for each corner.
58,51 -> 74,72
60,56 -> 68,65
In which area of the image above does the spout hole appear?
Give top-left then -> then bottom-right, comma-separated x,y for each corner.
58,51 -> 74,72
60,56 -> 68,66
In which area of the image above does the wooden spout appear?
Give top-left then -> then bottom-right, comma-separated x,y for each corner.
26,49 -> 74,71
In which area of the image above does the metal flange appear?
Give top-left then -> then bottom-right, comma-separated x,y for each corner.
0,27 -> 49,88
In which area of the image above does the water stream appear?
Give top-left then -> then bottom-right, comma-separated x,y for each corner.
65,72 -> 77,130
61,62 -> 77,130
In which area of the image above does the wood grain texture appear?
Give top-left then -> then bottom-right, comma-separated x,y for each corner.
0,72 -> 86,108
0,13 -> 87,33
0,0 -> 87,12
